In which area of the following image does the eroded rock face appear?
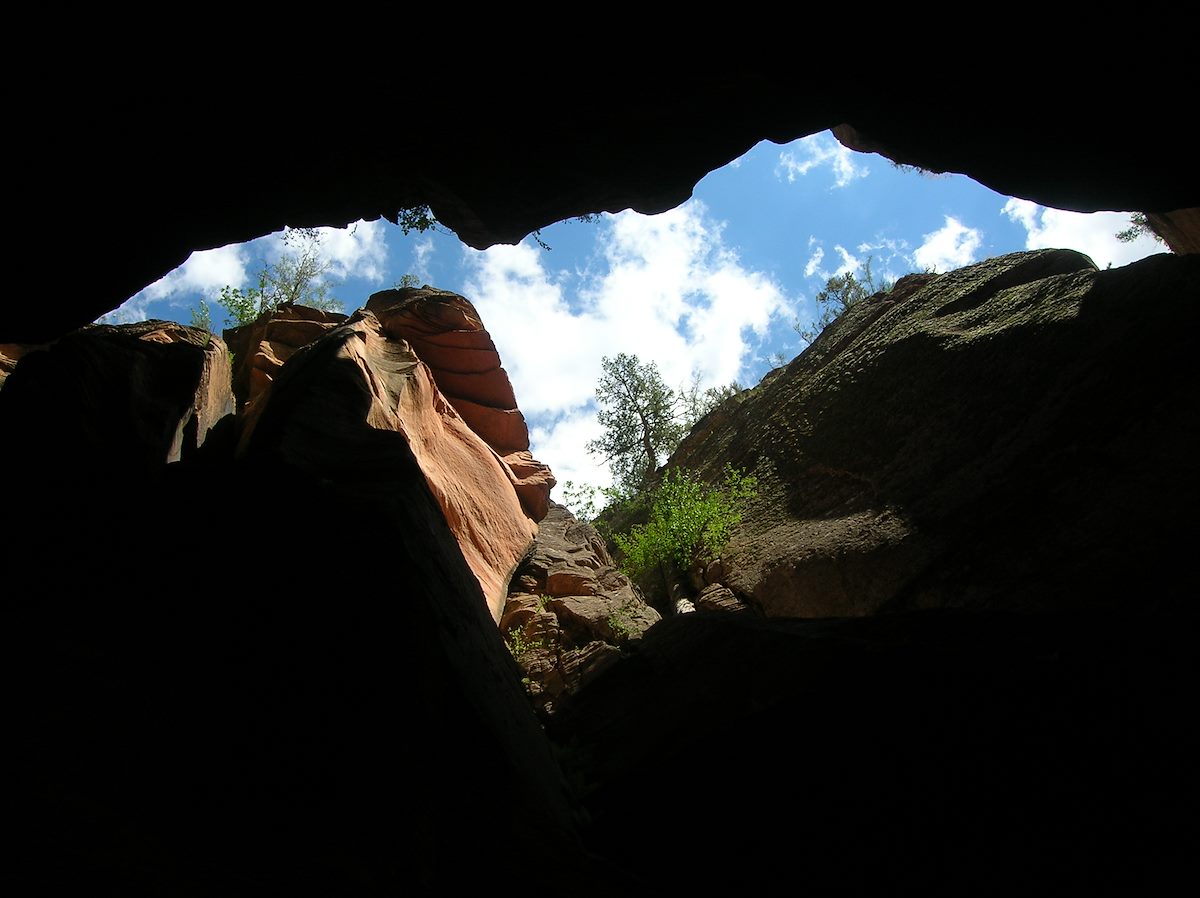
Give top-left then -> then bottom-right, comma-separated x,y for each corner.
671,249 -> 1200,617
366,287 -> 555,520
224,304 -> 347,411
548,610 -> 1200,896
0,320 -> 233,479
237,306 -> 543,621
501,502 -> 660,714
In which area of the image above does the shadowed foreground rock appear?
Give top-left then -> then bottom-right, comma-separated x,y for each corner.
549,610 -> 1200,896
0,319 -> 233,480
672,250 -> 1200,617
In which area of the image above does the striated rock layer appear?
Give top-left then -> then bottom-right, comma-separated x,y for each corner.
671,249 -> 1200,617
366,287 -> 555,520
236,296 -> 551,621
224,304 -> 347,412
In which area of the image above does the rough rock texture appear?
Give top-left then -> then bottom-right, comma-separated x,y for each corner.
224,304 -> 347,411
1148,207 -> 1200,254
10,73 -> 1197,342
694,583 -> 748,613
237,306 -> 543,622
501,503 -> 660,714
549,610 -> 1200,896
0,320 -> 233,479
671,250 -> 1200,617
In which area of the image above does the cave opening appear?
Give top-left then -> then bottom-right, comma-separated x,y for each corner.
90,129 -> 1167,506
6,115 -> 1195,895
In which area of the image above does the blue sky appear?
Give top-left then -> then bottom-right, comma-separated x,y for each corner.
106,131 -> 1166,496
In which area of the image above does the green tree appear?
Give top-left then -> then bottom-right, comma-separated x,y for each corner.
678,372 -> 741,425
189,299 -> 214,332
196,227 -> 343,331
587,353 -> 683,496
585,354 -> 742,499
794,255 -> 893,346
1115,212 -> 1167,246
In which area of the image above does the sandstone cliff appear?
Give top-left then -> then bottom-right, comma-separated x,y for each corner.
669,249 -> 1200,617
235,293 -> 552,620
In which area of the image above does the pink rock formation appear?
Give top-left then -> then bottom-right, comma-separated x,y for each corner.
367,288 -> 555,519
237,297 -> 552,622
224,304 -> 347,412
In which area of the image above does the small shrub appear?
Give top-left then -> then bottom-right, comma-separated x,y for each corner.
506,626 -> 543,660
606,600 -> 637,640
614,465 -> 757,578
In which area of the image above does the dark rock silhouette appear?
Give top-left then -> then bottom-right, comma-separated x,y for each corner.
7,76 -> 1197,342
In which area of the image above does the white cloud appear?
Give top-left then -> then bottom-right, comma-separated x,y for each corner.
832,244 -> 860,275
803,241 -> 861,282
320,221 -> 388,282
1001,199 -> 1167,269
776,131 -> 869,189
411,236 -> 435,284
95,294 -> 157,325
461,200 -> 794,495
141,243 -> 250,302
123,219 -> 387,317
804,245 -> 825,277
913,216 -> 983,272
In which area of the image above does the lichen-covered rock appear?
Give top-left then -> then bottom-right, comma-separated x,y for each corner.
670,250 -> 1200,617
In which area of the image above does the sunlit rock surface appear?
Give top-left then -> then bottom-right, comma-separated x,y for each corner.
237,299 -> 548,621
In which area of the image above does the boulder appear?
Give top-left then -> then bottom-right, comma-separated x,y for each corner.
694,583 -> 749,613
0,320 -> 233,481
548,610 -> 1200,896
